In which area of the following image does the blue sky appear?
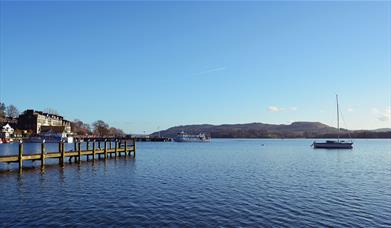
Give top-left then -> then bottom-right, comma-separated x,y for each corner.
0,1 -> 390,133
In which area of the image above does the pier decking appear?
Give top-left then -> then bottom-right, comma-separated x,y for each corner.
0,139 -> 136,171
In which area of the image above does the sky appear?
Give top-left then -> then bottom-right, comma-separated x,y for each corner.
0,1 -> 390,133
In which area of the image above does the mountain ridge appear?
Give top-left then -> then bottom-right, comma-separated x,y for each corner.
151,122 -> 391,138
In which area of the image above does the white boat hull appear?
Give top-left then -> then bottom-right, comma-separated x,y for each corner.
174,138 -> 211,142
174,132 -> 210,142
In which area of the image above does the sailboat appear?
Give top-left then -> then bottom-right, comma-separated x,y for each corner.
312,95 -> 353,149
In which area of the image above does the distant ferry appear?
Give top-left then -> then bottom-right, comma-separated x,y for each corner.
174,131 -> 210,142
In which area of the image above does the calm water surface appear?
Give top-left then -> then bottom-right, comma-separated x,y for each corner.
0,139 -> 390,227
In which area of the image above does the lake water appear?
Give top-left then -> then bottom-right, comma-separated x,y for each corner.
0,139 -> 390,227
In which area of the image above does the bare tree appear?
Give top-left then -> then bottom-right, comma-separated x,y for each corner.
109,127 -> 125,137
6,104 -> 19,118
71,119 -> 91,135
115,128 -> 125,137
92,120 -> 110,137
0,102 -> 5,122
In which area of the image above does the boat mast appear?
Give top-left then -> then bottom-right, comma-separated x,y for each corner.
336,94 -> 340,142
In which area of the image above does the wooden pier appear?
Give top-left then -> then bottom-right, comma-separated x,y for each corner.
0,139 -> 136,171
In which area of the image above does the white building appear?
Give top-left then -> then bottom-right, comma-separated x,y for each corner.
1,124 -> 14,138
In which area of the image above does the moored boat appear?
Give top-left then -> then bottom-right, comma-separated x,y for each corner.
313,140 -> 353,149
25,136 -> 45,143
1,138 -> 14,143
25,135 -> 74,143
312,95 -> 353,149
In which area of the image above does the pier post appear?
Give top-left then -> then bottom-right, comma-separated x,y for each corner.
86,141 -> 89,160
98,141 -> 101,159
74,141 -> 77,152
41,142 -> 46,167
114,139 -> 118,158
60,142 -> 65,166
124,140 -> 127,157
130,139 -> 133,156
59,142 -> 63,165
78,142 -> 81,163
118,140 -> 122,157
133,138 -> 136,157
104,140 -> 108,159
92,140 -> 96,160
18,142 -> 23,170
109,140 -> 112,158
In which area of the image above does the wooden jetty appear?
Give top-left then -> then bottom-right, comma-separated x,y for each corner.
0,139 -> 136,171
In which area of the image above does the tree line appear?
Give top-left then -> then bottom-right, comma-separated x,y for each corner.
0,102 -> 20,121
0,102 -> 125,137
71,119 -> 125,137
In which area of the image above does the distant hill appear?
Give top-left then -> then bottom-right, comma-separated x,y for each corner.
151,122 -> 391,139
372,128 -> 391,132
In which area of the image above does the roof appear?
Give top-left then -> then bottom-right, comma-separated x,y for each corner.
2,123 -> 13,129
22,109 -> 64,119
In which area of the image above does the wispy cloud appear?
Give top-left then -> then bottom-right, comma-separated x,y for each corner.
347,107 -> 354,112
378,116 -> 389,122
194,66 -> 226,76
372,107 -> 391,122
268,106 -> 284,112
267,106 -> 297,113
